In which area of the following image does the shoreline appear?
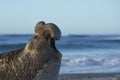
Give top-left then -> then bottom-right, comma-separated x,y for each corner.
58,73 -> 120,80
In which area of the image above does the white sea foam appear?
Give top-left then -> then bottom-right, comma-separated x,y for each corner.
104,37 -> 120,41
62,57 -> 120,66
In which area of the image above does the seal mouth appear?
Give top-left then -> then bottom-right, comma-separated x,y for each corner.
48,38 -> 62,61
48,38 -> 57,51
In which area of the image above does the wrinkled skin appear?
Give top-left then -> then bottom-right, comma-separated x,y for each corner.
0,21 -> 62,80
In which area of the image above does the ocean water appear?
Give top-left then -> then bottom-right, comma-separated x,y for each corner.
0,34 -> 120,74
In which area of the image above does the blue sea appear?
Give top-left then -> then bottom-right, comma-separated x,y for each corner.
0,34 -> 120,74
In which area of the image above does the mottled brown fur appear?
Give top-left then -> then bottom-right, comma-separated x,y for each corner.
0,21 -> 62,80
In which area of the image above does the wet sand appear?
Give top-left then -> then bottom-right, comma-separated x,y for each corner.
58,73 -> 120,80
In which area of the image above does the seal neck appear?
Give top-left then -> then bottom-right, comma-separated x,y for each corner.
50,38 -> 62,62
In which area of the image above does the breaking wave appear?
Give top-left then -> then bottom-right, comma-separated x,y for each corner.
62,57 -> 120,66
100,37 -> 120,42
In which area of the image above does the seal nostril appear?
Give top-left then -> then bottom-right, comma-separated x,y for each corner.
34,35 -> 37,39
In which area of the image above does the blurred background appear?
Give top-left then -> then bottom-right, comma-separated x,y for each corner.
0,0 -> 120,74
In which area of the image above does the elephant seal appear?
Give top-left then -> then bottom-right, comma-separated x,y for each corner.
0,21 -> 62,80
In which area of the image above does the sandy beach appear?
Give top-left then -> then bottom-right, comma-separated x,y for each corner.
58,73 -> 120,80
